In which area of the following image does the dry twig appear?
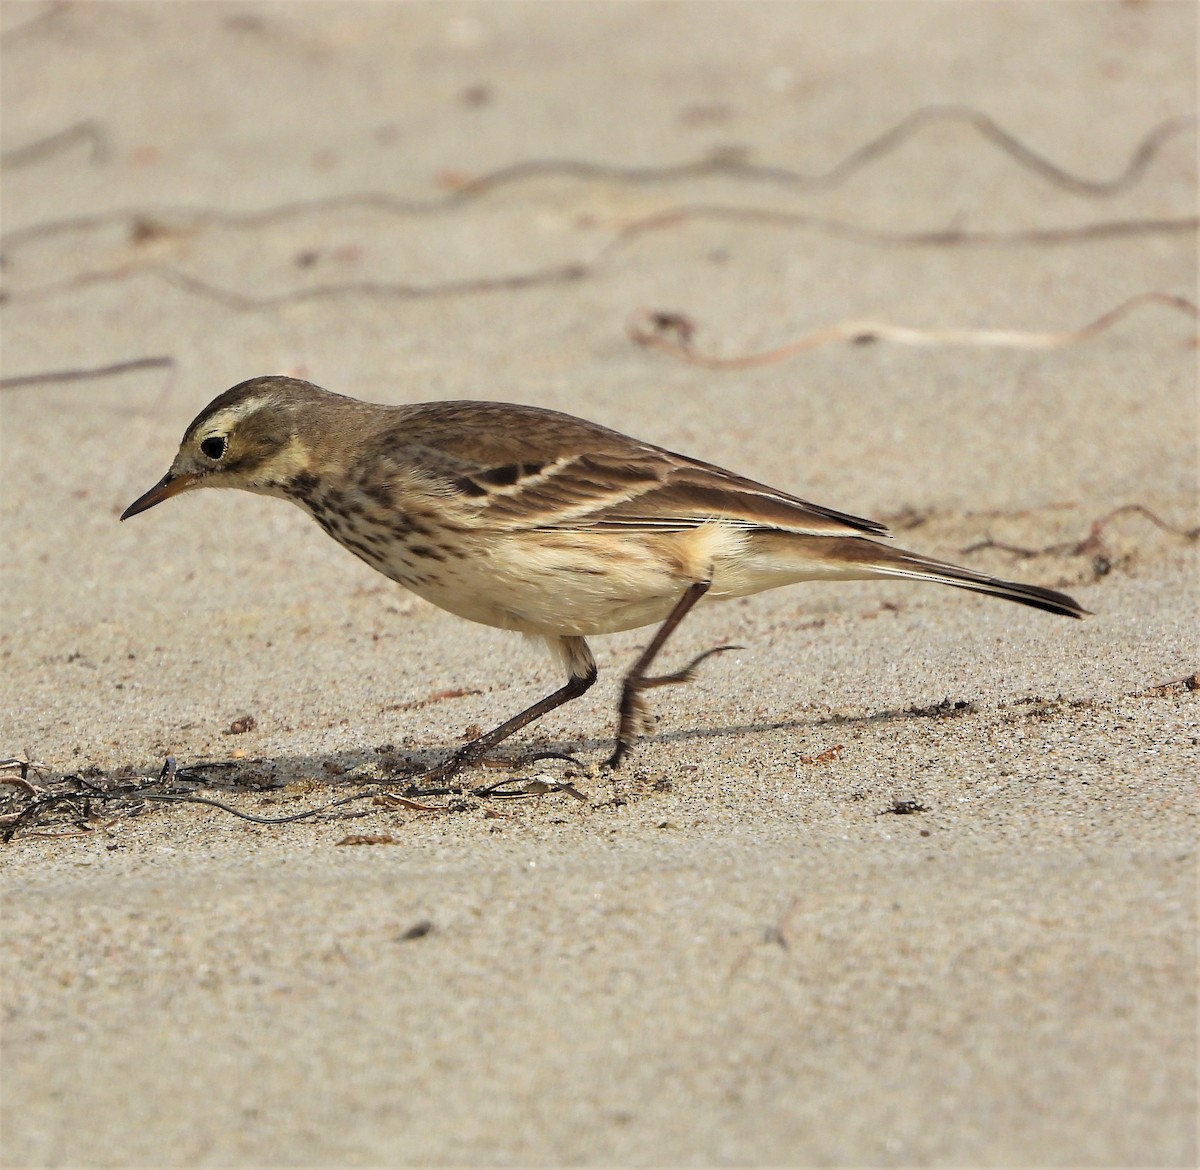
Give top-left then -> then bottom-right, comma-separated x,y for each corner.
0,120 -> 109,168
0,355 -> 175,391
628,293 -> 1199,368
2,106 -> 1191,251
5,215 -> 1191,311
961,504 -> 1200,571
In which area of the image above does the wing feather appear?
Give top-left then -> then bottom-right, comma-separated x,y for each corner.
389,400 -> 888,539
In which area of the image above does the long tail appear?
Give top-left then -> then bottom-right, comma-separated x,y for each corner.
859,541 -> 1088,618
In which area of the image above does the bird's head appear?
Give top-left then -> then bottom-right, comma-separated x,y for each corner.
120,376 -> 330,519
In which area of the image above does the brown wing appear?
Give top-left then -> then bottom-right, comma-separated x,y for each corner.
391,400 -> 888,539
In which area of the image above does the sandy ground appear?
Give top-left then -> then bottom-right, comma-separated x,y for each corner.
1,2 -> 1197,1166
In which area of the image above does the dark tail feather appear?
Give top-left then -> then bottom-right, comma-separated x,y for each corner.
872,548 -> 1090,619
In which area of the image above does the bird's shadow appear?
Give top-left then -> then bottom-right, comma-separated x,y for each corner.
174,699 -> 980,795
1,698 -> 997,839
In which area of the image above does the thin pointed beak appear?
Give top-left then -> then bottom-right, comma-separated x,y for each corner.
120,471 -> 199,520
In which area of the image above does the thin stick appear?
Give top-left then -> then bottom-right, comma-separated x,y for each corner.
0,356 -> 175,391
629,293 -> 1199,368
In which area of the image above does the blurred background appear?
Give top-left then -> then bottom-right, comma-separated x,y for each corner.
2,5 -> 1196,1166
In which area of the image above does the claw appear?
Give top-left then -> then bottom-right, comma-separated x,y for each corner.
604,741 -> 629,771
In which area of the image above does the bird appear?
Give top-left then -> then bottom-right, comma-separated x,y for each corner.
121,375 -> 1087,781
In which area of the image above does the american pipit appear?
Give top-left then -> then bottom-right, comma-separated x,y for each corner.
122,376 -> 1087,780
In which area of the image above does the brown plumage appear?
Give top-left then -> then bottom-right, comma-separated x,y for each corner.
122,376 -> 1087,778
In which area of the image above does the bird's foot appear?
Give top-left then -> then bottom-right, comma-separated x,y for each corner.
401,745 -> 588,798
607,643 -> 742,769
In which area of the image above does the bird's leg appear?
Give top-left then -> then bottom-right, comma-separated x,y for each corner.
416,657 -> 598,789
608,580 -> 733,769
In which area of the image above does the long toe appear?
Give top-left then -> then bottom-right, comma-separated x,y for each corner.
641,643 -> 743,688
512,749 -> 586,770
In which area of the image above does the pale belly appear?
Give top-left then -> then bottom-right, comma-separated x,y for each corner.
386,530 -> 694,636
325,512 -> 759,636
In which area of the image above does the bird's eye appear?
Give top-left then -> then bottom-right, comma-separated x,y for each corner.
200,436 -> 227,460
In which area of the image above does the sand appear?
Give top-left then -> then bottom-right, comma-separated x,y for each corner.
1,2 -> 1196,1165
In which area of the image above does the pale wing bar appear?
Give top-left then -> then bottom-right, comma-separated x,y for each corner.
464,452 -> 889,539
